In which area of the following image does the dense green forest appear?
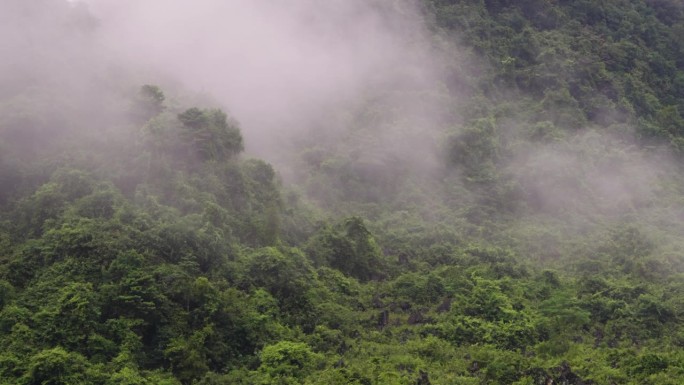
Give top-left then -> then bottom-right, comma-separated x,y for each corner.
1,0 -> 684,384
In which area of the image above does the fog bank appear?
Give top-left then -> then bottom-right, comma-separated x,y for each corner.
86,0 -> 442,162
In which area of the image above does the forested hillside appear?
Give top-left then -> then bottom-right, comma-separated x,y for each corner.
1,0 -> 684,384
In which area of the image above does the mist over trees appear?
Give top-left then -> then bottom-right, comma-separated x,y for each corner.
1,0 -> 684,384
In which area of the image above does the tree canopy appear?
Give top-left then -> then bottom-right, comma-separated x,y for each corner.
1,1 -> 684,384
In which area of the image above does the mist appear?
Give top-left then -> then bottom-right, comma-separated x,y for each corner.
82,0 -> 446,165
3,0 -> 683,254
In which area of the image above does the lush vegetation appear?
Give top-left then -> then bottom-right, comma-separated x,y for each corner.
1,0 -> 684,384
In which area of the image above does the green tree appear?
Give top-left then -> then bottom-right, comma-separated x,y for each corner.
258,341 -> 322,380
177,108 -> 243,162
307,217 -> 384,282
24,347 -> 92,385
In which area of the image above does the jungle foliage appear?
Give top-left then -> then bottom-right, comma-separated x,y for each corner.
1,0 -> 684,384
